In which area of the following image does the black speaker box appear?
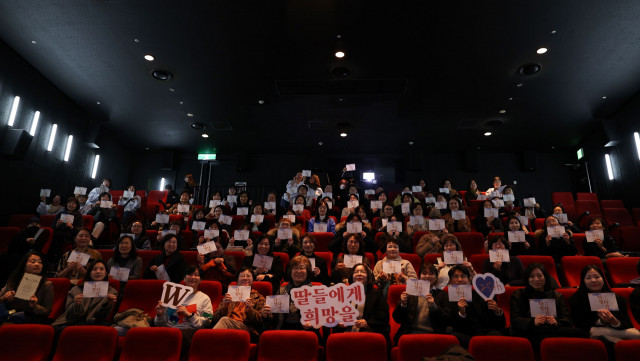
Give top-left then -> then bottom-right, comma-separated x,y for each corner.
1,128 -> 32,159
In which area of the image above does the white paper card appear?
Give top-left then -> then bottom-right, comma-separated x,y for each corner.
302,170 -> 312,177
344,254 -> 363,268
277,228 -> 292,239
197,241 -> 218,254
347,200 -> 359,209
209,200 -> 221,208
264,202 -> 276,210
120,233 -> 135,239
309,258 -> 316,269
406,279 -> 430,297
529,299 -> 557,317
109,267 -> 130,282
60,214 -> 75,224
177,204 -> 190,213
382,260 -> 402,274
503,194 -> 515,202
155,264 -> 171,281
508,231 -> 526,243
100,200 -> 113,208
234,230 -> 250,241
443,251 -> 464,265
346,163 -> 356,171
365,189 -> 375,195
588,293 -> 619,311
123,191 -> 134,198
74,187 -> 87,195
161,282 -> 193,308
547,225 -> 565,238
409,216 -> 425,226
15,274 -> 42,300
425,197 -> 436,204
227,195 -> 238,204
428,219 -> 445,231
448,284 -> 473,302
283,215 -> 296,223
313,223 -> 328,233
381,218 -> 388,227
435,201 -> 447,210
477,194 -> 487,200
484,208 -> 499,218
585,229 -> 604,243
518,216 -> 530,226
370,201 -> 382,209
204,229 -> 219,239
252,255 -> 274,270
250,214 -> 264,223
401,203 -> 410,214
83,281 -> 109,298
236,207 -> 249,216
155,214 -> 170,224
452,210 -> 466,220
228,285 -> 251,302
439,188 -> 450,194
292,204 -> 304,212
553,213 -> 568,223
346,222 -> 362,234
191,221 -> 206,231
524,197 -> 536,207
161,229 -> 177,237
387,221 -> 403,233
40,189 -> 51,197
324,192 -> 333,199
266,295 -> 290,313
219,214 -> 233,225
69,250 -> 91,266
489,250 -> 510,263
492,199 -> 505,208
33,228 -> 45,241
412,186 -> 422,193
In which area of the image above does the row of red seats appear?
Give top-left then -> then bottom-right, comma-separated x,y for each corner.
2,325 -> 639,361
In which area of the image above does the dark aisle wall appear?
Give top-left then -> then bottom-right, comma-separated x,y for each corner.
0,41 -> 132,224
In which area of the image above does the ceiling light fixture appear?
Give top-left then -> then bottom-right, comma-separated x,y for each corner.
335,51 -> 345,58
536,47 -> 548,54
408,141 -> 414,145
499,109 -> 506,114
201,133 -> 209,138
340,132 -> 347,137
187,113 -> 194,117
96,101 -> 101,105
31,40 -> 37,44
318,141 -> 324,146
484,132 -> 492,136
258,100 -> 265,105
151,69 -> 173,81
602,96 -> 607,99
516,83 -> 523,87
144,54 -> 155,61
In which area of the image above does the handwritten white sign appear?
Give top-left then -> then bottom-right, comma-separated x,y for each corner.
155,214 -> 170,224
401,203 -> 410,214
250,214 -> 264,223
382,260 -> 402,274
277,228 -> 292,239
406,279 -> 430,297
345,164 -> 356,171
428,219 -> 445,231
489,249 -> 510,263
435,201 -> 448,210
452,210 -> 466,220
448,284 -> 473,302
585,229 -> 604,243
237,207 -> 249,216
219,215 -> 233,225
492,199 -> 505,208
100,200 -> 113,208
177,204 -> 190,213
123,191 -> 134,198
508,231 -> 526,243
234,230 -> 250,241
443,251 -> 464,265
203,229 -> 219,239
313,223 -> 327,233
252,255 -> 274,270
209,200 -> 221,208
344,255 -> 363,268
197,241 -> 218,254
228,285 -> 251,302
109,267 -> 131,282
553,213 -> 568,223
409,216 -> 425,226
484,208 -> 499,218
302,170 -> 312,177
529,299 -> 557,317
266,295 -> 290,313
292,204 -> 304,212
15,274 -> 42,300
588,293 -> 619,311
412,186 -> 422,193
503,194 -> 515,202
83,281 -> 109,298
40,189 -> 51,197
523,197 -> 536,207
191,221 -> 206,231
346,222 -> 362,234
69,251 -> 91,266
74,187 -> 87,195
155,264 -> 171,281
547,225 -> 565,238
347,200 -> 359,209
387,221 -> 403,233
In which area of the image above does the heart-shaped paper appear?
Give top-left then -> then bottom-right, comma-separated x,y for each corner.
472,273 -> 504,301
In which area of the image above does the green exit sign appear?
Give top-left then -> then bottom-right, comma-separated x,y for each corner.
577,148 -> 584,160
197,153 -> 216,160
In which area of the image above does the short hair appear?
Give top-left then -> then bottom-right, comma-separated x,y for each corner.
289,255 -> 313,283
99,192 -> 111,200
420,262 -> 437,276
448,264 -> 471,280
160,234 -> 179,256
185,265 -> 202,277
301,233 -> 317,247
442,235 -> 461,251
349,263 -> 374,289
488,235 -> 510,251
341,234 -> 365,255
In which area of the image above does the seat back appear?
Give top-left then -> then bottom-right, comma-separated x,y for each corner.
137,250 -> 162,271
575,200 -> 602,217
326,333 -> 387,361
615,339 -> 640,361
98,249 -> 115,264
189,329 -> 250,361
315,252 -> 333,276
399,253 -> 422,274
0,226 -> 20,253
274,252 -> 290,271
8,214 -> 36,229
603,208 -> 634,227
619,226 -> 640,252
258,330 -> 319,361
182,250 -> 199,266
49,278 -> 72,321
412,231 -> 429,252
576,193 -> 599,201
551,192 -> 574,207
453,232 -> 485,256
388,284 -> 406,344
82,215 -> 94,230
39,214 -> 56,228
469,336 -> 534,361
469,254 -> 490,273
225,251 -> 247,269
518,255 -> 562,287
197,280 -> 223,309
119,327 -> 182,361
607,257 -> 640,286
556,288 -> 578,311
612,288 -> 640,328
0,324 -> 54,361
540,337 -> 607,361
423,253 -> 442,266
309,232 -> 334,252
601,200 -> 624,209
398,334 -> 459,361
496,286 -> 524,328
117,279 -> 167,317
561,256 -> 603,288
53,326 -> 118,361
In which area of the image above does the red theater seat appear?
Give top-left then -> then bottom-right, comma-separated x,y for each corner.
469,254 -> 490,273
469,336 -> 534,361
561,256 -> 603,288
496,286 -> 524,328
454,232 -> 485,256
137,250 -> 162,271
48,278 -> 72,321
400,253 -> 422,274
607,257 -> 640,286
258,330 -> 319,361
119,327 -> 182,361
601,200 -> 625,209
326,333 -> 387,361
612,288 -> 640,329
274,252 -> 289,271
53,326 -> 118,361
615,339 -> 640,361
189,329 -> 250,361
8,213 -> 36,229
397,334 -> 459,361
551,192 -> 574,207
540,337 -> 607,361
0,226 -> 20,253
388,284 -> 406,344
518,256 -> 562,287
576,193 -> 599,202
0,324 -> 54,361
117,279 -> 166,318
309,232 -> 334,252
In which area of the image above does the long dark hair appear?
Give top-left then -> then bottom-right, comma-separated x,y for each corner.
576,264 -> 610,294
6,251 -> 46,290
113,235 -> 138,263
83,260 -> 109,282
523,262 -> 555,292
313,201 -> 331,223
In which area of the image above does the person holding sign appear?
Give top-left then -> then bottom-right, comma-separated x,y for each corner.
535,216 -> 577,264
267,218 -> 301,258
583,218 -> 624,259
285,234 -> 330,286
415,224 -> 449,259
502,216 -> 534,256
569,265 -> 640,348
392,262 -> 443,344
281,172 -> 306,209
485,177 -> 505,198
52,260 -> 117,328
0,252 -> 52,325
88,192 -> 118,241
0,217 -> 46,284
189,209 -> 209,237
433,265 -> 506,347
332,234 -> 372,285
378,217 -> 412,253
144,234 -> 186,283
394,193 -> 418,221
307,201 -> 336,234
330,213 -> 376,255
374,202 -> 397,231
247,204 -> 270,234
441,178 -> 458,198
291,195 -> 312,220
510,263 -> 583,348
405,203 -> 427,236
210,268 -> 266,342
50,197 -> 84,261
197,237 -> 236,289
56,228 -> 102,284
167,191 -> 195,217
474,200 -> 504,237
369,192 -> 388,218
373,239 -> 417,293
498,186 -> 518,217
232,191 -> 252,217
307,174 -> 323,199
481,236 -> 524,286
204,206 -> 232,234
87,177 -> 111,205
443,198 -> 471,233
118,185 -> 141,229
36,193 -> 64,216
551,204 -> 580,233
242,236 -> 284,294
435,235 -> 476,290
107,235 -> 143,282
464,179 -> 480,204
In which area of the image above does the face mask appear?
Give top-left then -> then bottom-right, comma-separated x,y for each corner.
339,185 -> 346,190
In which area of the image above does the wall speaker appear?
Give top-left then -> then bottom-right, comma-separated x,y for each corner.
1,128 -> 32,159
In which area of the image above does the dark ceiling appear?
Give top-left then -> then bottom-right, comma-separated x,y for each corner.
1,0 -> 640,155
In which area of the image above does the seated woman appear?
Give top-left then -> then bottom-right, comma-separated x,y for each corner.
167,191 -> 195,217
485,177 -> 504,198
464,179 -> 479,204
569,265 -> 640,349
87,178 -> 111,206
374,202 -> 397,232
395,193 -> 418,221
263,192 -> 284,218
154,266 -> 213,357
392,262 -> 442,344
308,174 -> 323,200
510,263 -> 585,348
329,213 -> 377,256
370,191 -> 388,218
551,204 -> 581,233
118,185 -> 141,229
203,219 -> 230,245
267,217 -> 301,258
435,235 -> 476,289
291,195 -> 312,220
502,216 -> 534,256
481,236 -> 525,286
441,178 -> 458,198
242,236 -> 284,294
49,197 -> 84,262
88,192 -> 118,240
232,191 -> 252,217
334,264 -> 390,346
583,217 -> 624,259
307,201 -> 336,234
189,209 -> 208,238
151,221 -> 186,250
285,234 -> 330,286
378,217 -> 412,253
434,265 -> 506,347
211,268 -> 266,342
332,234 -> 372,285
247,203 -> 270,234
415,227 -> 449,259
205,191 -> 224,217
535,216 -> 577,264
499,186 -> 519,217
296,185 -> 314,208
392,186 -> 413,206
57,228 -> 102,284
474,200 -> 504,237
406,203 -> 427,236
0,252 -> 53,325
144,234 -> 186,283
442,198 -> 471,233
340,193 -> 360,219
36,194 -> 63,216
107,235 -> 143,282
52,260 -> 117,328
196,236 -> 236,290
373,238 -> 417,292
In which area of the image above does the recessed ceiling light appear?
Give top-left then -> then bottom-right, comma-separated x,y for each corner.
508,97 -> 513,101
187,113 -> 194,117
144,54 -> 155,61
190,122 -> 206,129
168,88 -> 175,92
477,147 -> 481,150
408,141 -> 414,145
96,101 -> 101,105
31,40 -> 37,44
602,96 -> 607,99
516,83 -> 523,87
151,69 -> 173,81
335,51 -> 345,58
318,141 -> 324,146
551,30 -> 557,34
258,100 -> 264,105
484,132 -> 492,136
201,133 -> 209,138
134,38 -> 140,43
179,101 -> 183,104
340,132 -> 348,137
499,109 -> 506,114
145,147 -> 150,150
536,47 -> 548,54
337,35 -> 342,39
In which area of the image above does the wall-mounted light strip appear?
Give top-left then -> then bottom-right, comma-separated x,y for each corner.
47,124 -> 57,151
7,96 -> 20,126
634,132 -> 640,161
605,154 -> 614,180
29,111 -> 40,136
160,177 -> 166,191
64,135 -> 73,162
91,154 -> 100,179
